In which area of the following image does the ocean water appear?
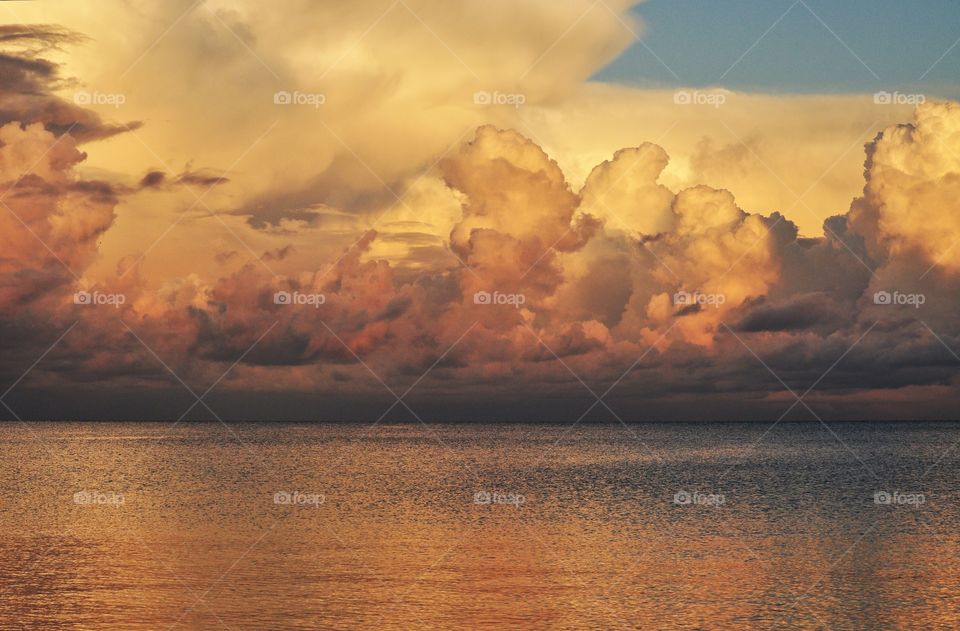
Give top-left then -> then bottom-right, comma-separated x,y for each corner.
0,421 -> 958,630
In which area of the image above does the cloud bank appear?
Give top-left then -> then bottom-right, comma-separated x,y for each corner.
1,2 -> 958,420
3,94 -> 960,420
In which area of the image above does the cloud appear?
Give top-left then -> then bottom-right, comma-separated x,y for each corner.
522,85 -> 918,237
2,4 -> 960,420
8,104 -> 949,418
579,143 -> 675,237
5,98 -> 960,420
735,292 -> 846,333
850,101 -> 960,271
138,169 -> 230,190
0,122 -> 118,311
31,0 -> 640,230
443,125 -> 599,306
0,25 -> 140,142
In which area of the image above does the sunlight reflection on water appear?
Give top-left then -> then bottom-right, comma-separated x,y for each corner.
0,421 -> 958,630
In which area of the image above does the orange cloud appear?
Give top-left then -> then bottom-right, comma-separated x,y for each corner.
2,89 -> 960,419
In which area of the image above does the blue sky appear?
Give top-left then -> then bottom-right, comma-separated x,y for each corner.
594,0 -> 960,96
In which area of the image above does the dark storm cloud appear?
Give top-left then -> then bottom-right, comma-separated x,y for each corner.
736,293 -> 846,333
139,171 -> 166,188
138,169 -> 230,191
262,245 -> 294,262
0,24 -> 142,142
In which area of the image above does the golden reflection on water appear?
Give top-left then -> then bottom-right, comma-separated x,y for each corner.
1,422 -> 959,629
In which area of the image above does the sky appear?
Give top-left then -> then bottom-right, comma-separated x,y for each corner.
600,0 -> 960,95
0,0 -> 959,421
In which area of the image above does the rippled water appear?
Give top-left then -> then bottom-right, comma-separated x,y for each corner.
1,421 -> 959,629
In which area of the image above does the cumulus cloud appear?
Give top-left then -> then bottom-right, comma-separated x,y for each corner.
0,122 -> 117,311
1,96 -> 958,422
578,143 -> 675,237
850,101 -> 960,270
6,105 -> 950,419
2,4 -> 960,420
443,126 -> 599,306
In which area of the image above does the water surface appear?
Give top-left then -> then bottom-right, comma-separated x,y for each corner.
1,421 -> 958,629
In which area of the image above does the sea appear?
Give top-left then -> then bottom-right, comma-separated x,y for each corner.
0,421 -> 957,630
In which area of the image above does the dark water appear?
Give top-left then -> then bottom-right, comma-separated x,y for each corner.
0,421 -> 958,630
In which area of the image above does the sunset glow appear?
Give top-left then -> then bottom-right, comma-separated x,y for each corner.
2,3 -> 959,423
2,2 -> 960,629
